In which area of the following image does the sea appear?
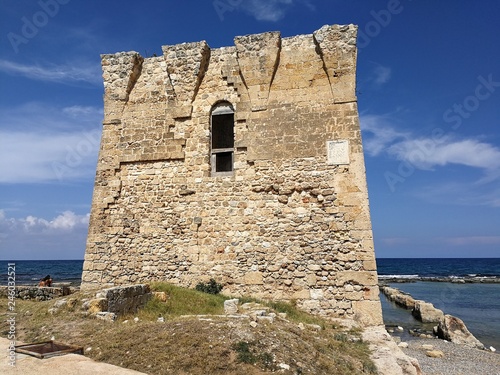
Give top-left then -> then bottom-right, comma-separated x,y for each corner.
1,258 -> 499,349
377,258 -> 500,350
0,260 -> 84,287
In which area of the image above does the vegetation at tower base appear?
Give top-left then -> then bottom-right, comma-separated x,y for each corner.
82,24 -> 382,326
0,283 -> 378,375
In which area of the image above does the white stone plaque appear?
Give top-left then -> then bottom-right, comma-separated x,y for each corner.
327,140 -> 350,165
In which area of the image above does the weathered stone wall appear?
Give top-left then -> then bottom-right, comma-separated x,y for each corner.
82,24 -> 382,326
0,286 -> 72,301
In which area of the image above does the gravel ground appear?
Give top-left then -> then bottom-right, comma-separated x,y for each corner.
400,337 -> 500,375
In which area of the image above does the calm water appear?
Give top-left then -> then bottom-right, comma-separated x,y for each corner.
377,258 -> 500,349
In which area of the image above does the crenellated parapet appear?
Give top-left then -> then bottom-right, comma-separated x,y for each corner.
234,31 -> 281,111
162,41 -> 211,118
313,24 -> 358,103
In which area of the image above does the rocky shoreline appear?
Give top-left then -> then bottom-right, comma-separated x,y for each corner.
398,336 -> 500,375
379,275 -> 500,283
380,285 -> 496,352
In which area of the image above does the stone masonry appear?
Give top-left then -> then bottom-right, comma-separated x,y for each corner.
82,24 -> 383,326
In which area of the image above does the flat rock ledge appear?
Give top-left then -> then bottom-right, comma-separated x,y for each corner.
362,326 -> 422,375
380,286 -> 486,350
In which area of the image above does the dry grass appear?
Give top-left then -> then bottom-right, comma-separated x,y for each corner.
0,283 -> 377,375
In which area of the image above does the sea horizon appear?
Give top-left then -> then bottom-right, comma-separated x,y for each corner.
3,256 -> 500,260
1,258 -> 499,349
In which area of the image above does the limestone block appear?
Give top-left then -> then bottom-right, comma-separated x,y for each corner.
153,291 -> 168,302
83,298 -> 108,314
96,312 -> 117,322
412,300 -> 444,323
292,289 -> 310,299
335,271 -> 378,286
224,298 -> 239,314
352,300 -> 383,326
234,31 -> 281,111
244,272 -> 264,285
310,289 -> 324,300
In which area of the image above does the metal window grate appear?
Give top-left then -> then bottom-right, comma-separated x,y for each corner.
15,341 -> 84,359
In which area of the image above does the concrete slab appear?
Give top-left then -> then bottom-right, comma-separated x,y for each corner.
0,338 -> 147,375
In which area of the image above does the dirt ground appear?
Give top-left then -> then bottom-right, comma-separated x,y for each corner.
0,291 -> 377,375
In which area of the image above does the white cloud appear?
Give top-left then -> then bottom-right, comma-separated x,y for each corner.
0,130 -> 100,183
361,113 -> 500,172
360,114 -> 408,156
238,0 -> 312,22
0,210 -> 89,260
0,209 -> 90,235
373,65 -> 391,85
0,59 -> 101,85
15,211 -> 90,233
63,105 -> 101,118
0,103 -> 102,183
388,138 -> 500,171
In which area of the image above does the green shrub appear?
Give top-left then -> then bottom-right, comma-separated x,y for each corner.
195,278 -> 223,295
232,341 -> 276,370
232,341 -> 256,364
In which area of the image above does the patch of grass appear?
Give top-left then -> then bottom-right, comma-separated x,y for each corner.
233,341 -> 256,364
264,300 -> 326,327
137,282 -> 225,320
232,341 -> 277,371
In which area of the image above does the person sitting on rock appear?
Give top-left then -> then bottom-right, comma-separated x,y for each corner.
39,275 -> 53,287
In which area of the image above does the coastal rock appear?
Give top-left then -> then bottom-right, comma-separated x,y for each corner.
436,314 -> 485,349
83,298 -> 108,314
153,291 -> 168,302
96,312 -> 117,322
224,299 -> 239,315
380,286 -> 416,310
425,350 -> 445,358
412,300 -> 444,323
362,326 -> 422,375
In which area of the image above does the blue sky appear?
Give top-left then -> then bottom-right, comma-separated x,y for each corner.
0,0 -> 499,260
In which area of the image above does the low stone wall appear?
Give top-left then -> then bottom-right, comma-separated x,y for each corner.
81,284 -> 152,320
0,286 -> 72,301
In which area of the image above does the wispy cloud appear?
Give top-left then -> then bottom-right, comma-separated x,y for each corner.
0,130 -> 100,183
373,65 -> 391,85
239,0 -> 312,22
439,236 -> 500,246
0,59 -> 101,85
360,114 -> 408,156
361,113 -> 500,172
388,138 -> 500,171
361,112 -> 500,205
0,103 -> 102,183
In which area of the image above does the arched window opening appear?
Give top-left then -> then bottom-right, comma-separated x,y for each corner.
211,102 -> 234,176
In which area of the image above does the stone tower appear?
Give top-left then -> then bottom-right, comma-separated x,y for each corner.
82,24 -> 382,326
